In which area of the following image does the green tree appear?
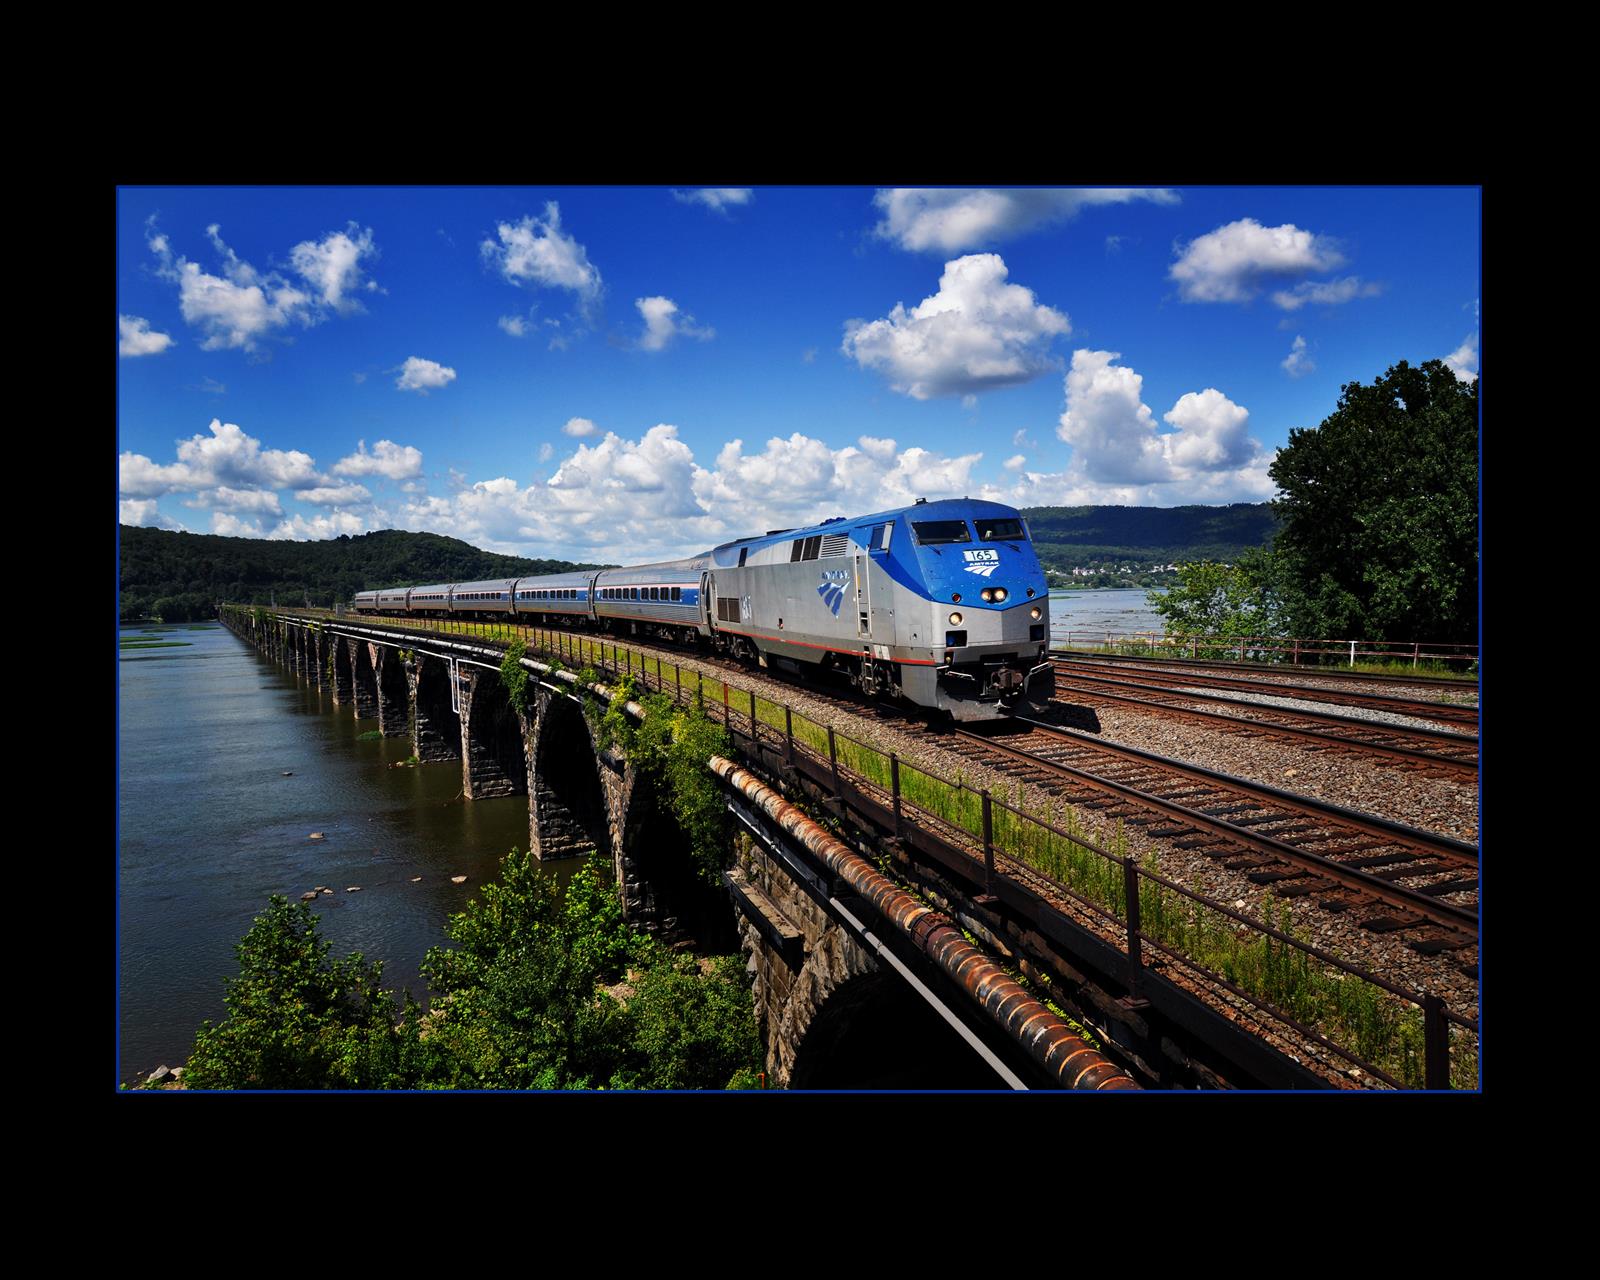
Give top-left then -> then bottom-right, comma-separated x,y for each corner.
1149,548 -> 1283,639
1269,359 -> 1478,644
184,896 -> 420,1089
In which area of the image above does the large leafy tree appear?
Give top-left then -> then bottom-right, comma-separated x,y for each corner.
1269,359 -> 1478,644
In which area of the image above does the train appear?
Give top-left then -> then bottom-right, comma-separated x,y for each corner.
353,497 -> 1052,720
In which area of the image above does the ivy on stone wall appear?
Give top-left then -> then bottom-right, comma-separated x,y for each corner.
628,692 -> 732,885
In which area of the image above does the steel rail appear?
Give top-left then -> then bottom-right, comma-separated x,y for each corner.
1051,670 -> 1479,775
947,719 -> 1478,935
1053,655 -> 1481,726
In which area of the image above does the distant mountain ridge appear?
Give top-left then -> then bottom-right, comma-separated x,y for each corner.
1018,503 -> 1277,570
118,525 -> 608,622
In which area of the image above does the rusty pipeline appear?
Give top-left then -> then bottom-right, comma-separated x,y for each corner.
709,757 -> 1137,1092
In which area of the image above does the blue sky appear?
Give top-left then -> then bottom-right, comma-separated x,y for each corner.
117,185 -> 1480,562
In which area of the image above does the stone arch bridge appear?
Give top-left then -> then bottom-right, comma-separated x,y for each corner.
216,607 -> 1332,1091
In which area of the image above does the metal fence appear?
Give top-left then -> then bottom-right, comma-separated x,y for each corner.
1054,629 -> 1479,670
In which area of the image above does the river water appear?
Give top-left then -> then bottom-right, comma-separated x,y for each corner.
116,622 -> 539,1086
1049,587 -> 1165,643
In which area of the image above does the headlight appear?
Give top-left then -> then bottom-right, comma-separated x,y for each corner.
1030,606 -> 1042,620
948,611 -> 963,625
980,588 -> 994,603
993,587 -> 1008,602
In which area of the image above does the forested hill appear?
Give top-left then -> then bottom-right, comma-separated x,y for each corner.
119,526 -> 608,622
1019,503 -> 1278,570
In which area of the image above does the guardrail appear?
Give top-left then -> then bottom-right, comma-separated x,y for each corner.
255,607 -> 1480,1090
1053,629 -> 1479,670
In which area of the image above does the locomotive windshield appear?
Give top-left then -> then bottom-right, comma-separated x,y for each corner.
912,520 -> 972,545
975,518 -> 1028,541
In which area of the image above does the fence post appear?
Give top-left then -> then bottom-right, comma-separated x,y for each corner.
1238,637 -> 1245,662
981,789 -> 995,892
1122,854 -> 1144,1000
1349,640 -> 1357,668
1293,638 -> 1299,665
785,705 -> 795,766
695,674 -> 703,712
748,689 -> 758,748
676,664 -> 682,703
1413,642 -> 1420,670
1192,636 -> 1198,659
827,726 -> 842,805
723,681 -> 730,726
656,655 -> 662,693
1423,994 -> 1450,1089
890,753 -> 903,840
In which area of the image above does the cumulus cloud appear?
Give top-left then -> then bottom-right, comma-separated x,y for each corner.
842,254 -> 1070,399
119,314 -> 174,357
147,219 -> 378,351
1004,454 -> 1026,471
334,439 -> 423,480
1056,350 -> 1168,484
873,188 -> 1179,253
635,296 -> 714,351
1271,275 -> 1384,311
395,356 -> 456,393
384,423 -> 989,562
1444,333 -> 1479,383
1282,335 -> 1315,378
189,486 -> 284,515
1170,218 -> 1345,303
287,222 -> 380,312
673,188 -> 753,213
481,203 -> 602,320
212,512 -> 264,538
563,417 -> 600,437
1035,350 -> 1273,504
267,511 -> 370,540
498,314 -> 528,337
120,418 -> 322,497
120,499 -> 184,530
298,483 -> 372,506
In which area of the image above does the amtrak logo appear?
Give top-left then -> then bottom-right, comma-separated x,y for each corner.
963,549 -> 1000,577
817,569 -> 850,616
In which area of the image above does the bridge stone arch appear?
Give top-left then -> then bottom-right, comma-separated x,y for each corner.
348,639 -> 379,720
408,653 -> 460,762
458,668 -> 527,800
331,632 -> 354,705
307,629 -> 324,691
737,839 -> 1002,1089
528,688 -> 615,866
373,646 -> 410,738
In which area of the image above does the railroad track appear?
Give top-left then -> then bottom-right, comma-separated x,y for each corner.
941,717 -> 1479,950
1052,667 -> 1479,778
1053,655 -> 1480,729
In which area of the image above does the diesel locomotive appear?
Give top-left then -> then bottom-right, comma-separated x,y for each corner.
353,497 -> 1052,720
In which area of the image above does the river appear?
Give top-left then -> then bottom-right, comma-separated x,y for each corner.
1048,587 -> 1165,643
116,622 -> 542,1086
